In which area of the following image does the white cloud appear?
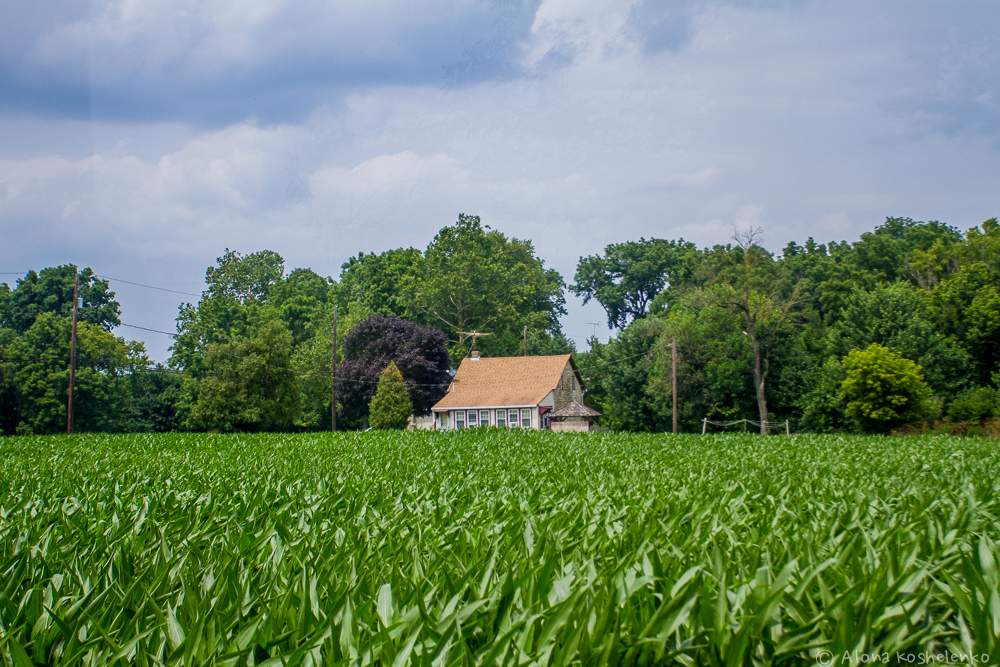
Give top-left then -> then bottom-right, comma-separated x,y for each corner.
2,0 -> 999,358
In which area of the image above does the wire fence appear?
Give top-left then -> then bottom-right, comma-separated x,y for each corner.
701,418 -> 791,435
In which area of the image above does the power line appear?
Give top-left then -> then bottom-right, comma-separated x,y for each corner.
1,270 -> 201,297
97,275 -> 201,298
131,360 -> 454,387
119,323 -> 179,338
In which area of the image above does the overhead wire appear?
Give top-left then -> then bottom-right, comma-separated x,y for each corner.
7,267 -> 634,386
119,323 -> 179,338
97,274 -> 201,297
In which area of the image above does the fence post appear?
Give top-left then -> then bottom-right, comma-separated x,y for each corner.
785,420 -> 790,436
701,417 -> 708,435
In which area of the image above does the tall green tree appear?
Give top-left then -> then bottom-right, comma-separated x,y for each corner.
576,317 -> 667,432
2,266 -> 120,333
712,229 -> 800,433
269,268 -> 333,346
171,251 -> 331,373
410,214 -> 567,360
188,320 -> 299,431
336,249 -> 423,318
573,238 -> 699,330
205,249 -> 285,303
929,219 -> 1000,381
647,290 -> 757,430
4,313 -> 137,434
828,282 -> 971,397
850,217 -> 961,284
368,362 -> 413,430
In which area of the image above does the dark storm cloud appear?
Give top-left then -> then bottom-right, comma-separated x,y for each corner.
0,1 -> 541,124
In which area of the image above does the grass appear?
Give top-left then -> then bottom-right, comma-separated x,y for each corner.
0,431 -> 998,665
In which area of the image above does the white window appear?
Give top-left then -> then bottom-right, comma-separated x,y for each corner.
508,409 -> 519,428
479,409 -> 490,426
496,409 -> 507,427
521,409 -> 532,428
455,411 -> 465,429
467,410 -> 478,427
437,413 -> 447,430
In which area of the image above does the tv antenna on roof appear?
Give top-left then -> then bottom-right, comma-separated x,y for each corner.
457,330 -> 492,357
457,330 -> 492,346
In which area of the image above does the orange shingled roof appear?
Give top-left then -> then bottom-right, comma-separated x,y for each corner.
432,354 -> 576,410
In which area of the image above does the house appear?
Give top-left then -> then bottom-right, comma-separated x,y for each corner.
431,352 -> 599,430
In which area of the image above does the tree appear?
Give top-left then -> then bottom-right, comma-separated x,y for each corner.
0,326 -> 19,434
798,358 -> 849,433
576,317 -> 668,432
336,249 -> 423,318
188,320 -> 299,431
647,290 -> 758,431
205,249 -> 285,303
850,217 -> 961,284
827,282 -> 972,398
368,362 -> 413,430
124,362 -> 183,432
410,214 -> 567,360
946,386 -> 997,422
841,344 -> 933,433
5,313 -> 135,434
714,229 -> 800,434
336,316 -> 450,429
269,268 -> 333,346
0,283 -> 10,326
929,220 -> 1000,382
170,252 -> 332,374
2,266 -> 120,333
573,238 -> 700,330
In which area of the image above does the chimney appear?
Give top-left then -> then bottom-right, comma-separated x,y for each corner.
470,349 -> 480,360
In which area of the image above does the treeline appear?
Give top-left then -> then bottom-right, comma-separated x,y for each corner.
575,217 -> 1000,435
1,215 -> 998,435
0,215 -> 569,434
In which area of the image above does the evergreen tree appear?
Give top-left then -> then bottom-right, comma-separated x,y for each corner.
368,362 -> 412,430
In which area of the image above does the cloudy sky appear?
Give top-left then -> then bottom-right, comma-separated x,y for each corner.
2,0 -> 998,360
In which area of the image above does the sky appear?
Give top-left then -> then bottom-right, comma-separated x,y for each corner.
1,0 -> 998,361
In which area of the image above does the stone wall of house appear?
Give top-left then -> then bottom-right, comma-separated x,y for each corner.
552,362 -> 584,410
551,418 -> 591,432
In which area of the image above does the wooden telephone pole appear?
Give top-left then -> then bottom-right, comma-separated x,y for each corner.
330,305 -> 338,432
671,338 -> 678,434
522,326 -> 528,356
67,271 -> 79,434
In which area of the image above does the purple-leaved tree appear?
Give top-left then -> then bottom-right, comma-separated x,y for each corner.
336,315 -> 451,428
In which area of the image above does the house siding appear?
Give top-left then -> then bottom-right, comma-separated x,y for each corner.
440,407 -> 540,430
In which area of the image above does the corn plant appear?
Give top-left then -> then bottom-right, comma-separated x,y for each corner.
0,432 -> 998,665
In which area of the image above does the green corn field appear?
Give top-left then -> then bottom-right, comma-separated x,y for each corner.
1,432 -> 998,665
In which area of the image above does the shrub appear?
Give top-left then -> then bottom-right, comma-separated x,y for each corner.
368,362 -> 413,430
947,386 -> 997,422
841,344 -> 933,433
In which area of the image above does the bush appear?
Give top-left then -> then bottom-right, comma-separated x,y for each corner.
368,362 -> 413,430
841,344 -> 933,433
947,386 -> 997,422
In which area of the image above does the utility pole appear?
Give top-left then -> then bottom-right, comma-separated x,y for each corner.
671,338 -> 678,434
330,304 -> 338,432
522,325 -> 528,356
67,270 -> 79,434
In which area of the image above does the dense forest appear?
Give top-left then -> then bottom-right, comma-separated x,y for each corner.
1,214 -> 998,435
